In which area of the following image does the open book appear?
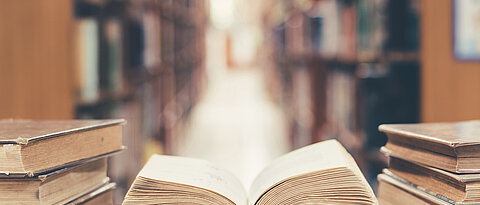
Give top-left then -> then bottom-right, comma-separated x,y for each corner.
123,139 -> 377,204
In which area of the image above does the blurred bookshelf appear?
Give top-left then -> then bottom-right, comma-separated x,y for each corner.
261,0 -> 420,188
72,0 -> 208,202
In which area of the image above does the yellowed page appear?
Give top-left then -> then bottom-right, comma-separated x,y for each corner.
139,154 -> 247,205
248,139 -> 358,205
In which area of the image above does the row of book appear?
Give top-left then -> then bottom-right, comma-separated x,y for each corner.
265,0 -> 419,61
263,0 -> 420,147
0,119 -> 124,204
73,0 -> 208,202
261,0 -> 420,187
73,0 -> 207,110
378,120 -> 480,204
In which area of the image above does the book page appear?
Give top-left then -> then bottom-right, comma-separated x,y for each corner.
139,155 -> 247,205
248,140 -> 354,205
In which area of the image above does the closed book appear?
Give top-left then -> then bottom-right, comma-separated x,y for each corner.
389,156 -> 480,203
0,158 -> 109,204
379,121 -> 480,173
377,173 -> 453,205
0,119 -> 124,176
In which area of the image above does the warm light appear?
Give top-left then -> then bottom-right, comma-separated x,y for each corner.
209,0 -> 236,29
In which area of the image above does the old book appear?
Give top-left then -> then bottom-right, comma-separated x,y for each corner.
67,182 -> 115,205
377,173 -> 451,205
388,156 -> 480,203
0,119 -> 124,176
377,170 -> 478,205
123,140 -> 377,205
0,158 -> 109,204
379,121 -> 480,173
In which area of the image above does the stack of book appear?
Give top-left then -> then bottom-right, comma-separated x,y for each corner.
0,119 -> 124,204
377,120 -> 480,204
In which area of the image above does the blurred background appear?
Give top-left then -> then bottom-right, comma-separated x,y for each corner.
1,0 -> 479,203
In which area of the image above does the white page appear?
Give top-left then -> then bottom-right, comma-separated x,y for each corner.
248,140 -> 353,205
139,154 -> 247,205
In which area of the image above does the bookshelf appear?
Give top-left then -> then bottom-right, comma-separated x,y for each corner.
261,0 -> 420,186
73,0 -> 208,202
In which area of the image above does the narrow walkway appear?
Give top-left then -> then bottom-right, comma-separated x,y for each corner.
176,68 -> 289,191
174,28 -> 289,192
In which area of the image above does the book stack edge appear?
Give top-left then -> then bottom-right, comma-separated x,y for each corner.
377,120 -> 480,204
0,119 -> 125,204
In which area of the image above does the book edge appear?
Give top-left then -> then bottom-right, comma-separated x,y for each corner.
0,148 -> 123,178
379,121 -> 480,147
0,119 -> 125,145
379,171 -> 455,205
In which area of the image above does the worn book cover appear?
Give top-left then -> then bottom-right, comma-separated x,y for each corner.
0,119 -> 124,176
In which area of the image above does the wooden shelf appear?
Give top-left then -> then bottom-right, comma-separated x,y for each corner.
276,51 -> 420,69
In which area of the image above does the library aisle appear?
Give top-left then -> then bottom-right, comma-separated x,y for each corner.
175,29 -> 289,191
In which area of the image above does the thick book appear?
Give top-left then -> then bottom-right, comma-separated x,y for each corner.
388,156 -> 480,203
0,119 -> 124,176
379,121 -> 480,173
0,158 -> 109,204
377,173 -> 451,205
123,140 -> 377,205
377,170 -> 479,205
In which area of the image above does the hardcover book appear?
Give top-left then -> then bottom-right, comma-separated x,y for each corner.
379,120 -> 480,173
377,170 -> 467,205
389,156 -> 480,203
0,119 -> 124,177
0,158 -> 109,204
